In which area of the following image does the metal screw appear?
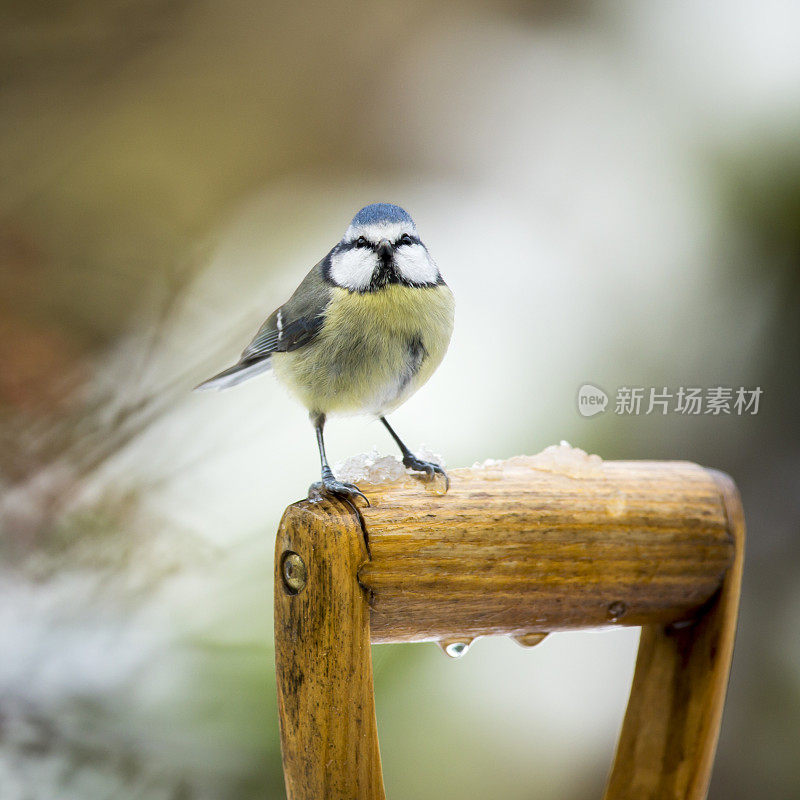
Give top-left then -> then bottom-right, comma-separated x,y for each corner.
607,600 -> 627,622
282,551 -> 307,594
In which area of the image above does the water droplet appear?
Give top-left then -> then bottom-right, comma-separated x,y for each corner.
607,600 -> 627,622
437,638 -> 474,659
512,632 -> 549,648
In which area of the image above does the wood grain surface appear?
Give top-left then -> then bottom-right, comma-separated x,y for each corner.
274,497 -> 385,800
603,470 -> 746,800
358,456 -> 735,642
273,453 -> 744,800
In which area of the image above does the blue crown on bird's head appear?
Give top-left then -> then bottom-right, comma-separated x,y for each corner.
350,203 -> 413,228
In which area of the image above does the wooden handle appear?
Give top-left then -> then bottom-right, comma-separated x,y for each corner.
273,454 -> 744,800
358,458 -> 734,642
274,497 -> 385,800
603,470 -> 745,800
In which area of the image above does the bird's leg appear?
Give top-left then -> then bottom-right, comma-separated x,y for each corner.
308,412 -> 369,506
380,416 -> 449,490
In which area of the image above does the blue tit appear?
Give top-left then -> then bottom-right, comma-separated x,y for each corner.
197,203 -> 455,505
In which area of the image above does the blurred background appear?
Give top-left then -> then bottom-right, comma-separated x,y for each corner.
1,1 -> 799,798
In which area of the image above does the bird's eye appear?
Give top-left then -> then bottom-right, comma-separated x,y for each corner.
399,233 -> 414,246
355,236 -> 369,248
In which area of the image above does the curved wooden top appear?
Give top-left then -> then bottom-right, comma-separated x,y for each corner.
354,454 -> 734,642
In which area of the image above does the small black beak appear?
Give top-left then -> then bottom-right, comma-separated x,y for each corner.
377,239 -> 393,261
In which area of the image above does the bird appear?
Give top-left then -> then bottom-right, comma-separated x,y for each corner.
196,203 -> 455,505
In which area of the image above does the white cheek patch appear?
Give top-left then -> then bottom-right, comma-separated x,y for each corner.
393,244 -> 439,285
329,248 -> 377,291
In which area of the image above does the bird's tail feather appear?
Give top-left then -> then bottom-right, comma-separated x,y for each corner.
194,358 -> 272,391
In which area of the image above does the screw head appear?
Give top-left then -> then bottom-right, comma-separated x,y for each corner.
282,551 -> 307,594
607,600 -> 627,622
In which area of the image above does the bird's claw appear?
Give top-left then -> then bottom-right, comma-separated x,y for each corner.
309,475 -> 370,507
402,455 -> 450,491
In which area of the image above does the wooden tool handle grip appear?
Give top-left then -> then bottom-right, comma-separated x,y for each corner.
357,457 -> 735,643
274,454 -> 744,800
275,498 -> 385,800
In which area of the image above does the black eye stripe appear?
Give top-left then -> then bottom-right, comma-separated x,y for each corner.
395,234 -> 420,247
337,239 -> 371,252
337,233 -> 420,252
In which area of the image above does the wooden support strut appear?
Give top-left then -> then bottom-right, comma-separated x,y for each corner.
274,456 -> 745,800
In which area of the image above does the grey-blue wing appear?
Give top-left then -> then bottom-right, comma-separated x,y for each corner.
241,309 -> 322,360
195,257 -> 331,391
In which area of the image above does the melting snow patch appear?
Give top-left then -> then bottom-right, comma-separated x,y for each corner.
334,446 -> 445,485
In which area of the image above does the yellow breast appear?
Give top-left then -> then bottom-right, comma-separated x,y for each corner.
271,284 -> 454,415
